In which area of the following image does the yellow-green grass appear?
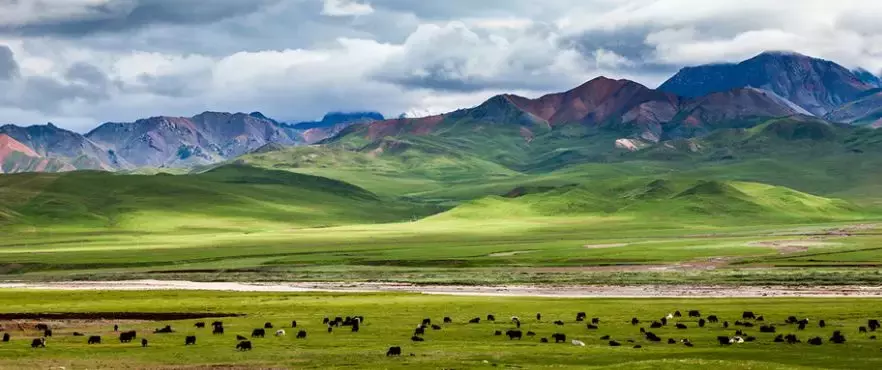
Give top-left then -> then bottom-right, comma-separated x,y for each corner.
2,152 -> 882,285
3,214 -> 882,284
0,290 -> 881,369
0,164 -> 439,232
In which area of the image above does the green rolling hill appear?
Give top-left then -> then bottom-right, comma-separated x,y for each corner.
432,178 -> 866,223
0,164 -> 437,231
232,115 -> 882,208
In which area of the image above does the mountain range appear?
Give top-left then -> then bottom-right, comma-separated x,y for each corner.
0,111 -> 383,172
658,51 -> 876,116
1,51 -> 882,174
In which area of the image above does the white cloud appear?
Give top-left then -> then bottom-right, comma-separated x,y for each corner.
463,17 -> 534,30
322,0 -> 375,17
4,0 -> 882,130
593,49 -> 634,69
372,21 -> 595,92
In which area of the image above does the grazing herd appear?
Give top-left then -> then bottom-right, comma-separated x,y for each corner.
2,309 -> 882,358
399,308 -> 882,355
0,318 -> 313,352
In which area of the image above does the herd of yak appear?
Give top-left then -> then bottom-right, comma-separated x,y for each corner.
2,310 -> 879,356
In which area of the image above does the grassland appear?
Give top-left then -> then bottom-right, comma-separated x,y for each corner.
4,117 -> 882,284
1,290 -> 881,369
2,213 -> 882,285
1,157 -> 882,284
0,164 -> 438,231
6,119 -> 882,368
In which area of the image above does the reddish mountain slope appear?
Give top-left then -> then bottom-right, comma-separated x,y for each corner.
338,77 -> 805,146
0,134 -> 75,173
0,134 -> 39,159
505,77 -> 681,127
0,123 -> 120,170
362,115 -> 446,141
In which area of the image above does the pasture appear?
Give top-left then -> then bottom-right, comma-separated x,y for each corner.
3,217 -> 882,285
0,290 -> 881,369
3,160 -> 882,285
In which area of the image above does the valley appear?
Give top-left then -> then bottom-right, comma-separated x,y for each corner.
5,50 -> 882,368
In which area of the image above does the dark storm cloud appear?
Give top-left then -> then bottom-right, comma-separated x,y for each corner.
562,27 -> 681,79
4,1 -> 418,57
11,75 -> 111,112
0,48 -> 113,112
133,71 -> 210,98
0,0 -> 277,36
563,27 -> 655,62
0,45 -> 18,80
65,62 -> 110,85
376,60 -> 582,93
378,68 -> 517,93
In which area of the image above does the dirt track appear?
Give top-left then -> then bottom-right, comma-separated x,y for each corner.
2,280 -> 882,298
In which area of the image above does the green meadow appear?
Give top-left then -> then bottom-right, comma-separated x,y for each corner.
1,290 -> 882,369
4,119 -> 882,368
1,160 -> 882,284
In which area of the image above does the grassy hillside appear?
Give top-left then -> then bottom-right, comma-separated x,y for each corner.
0,164 -> 436,231
434,179 -> 865,223
234,117 -> 882,208
238,138 -> 526,201
4,117 -> 882,284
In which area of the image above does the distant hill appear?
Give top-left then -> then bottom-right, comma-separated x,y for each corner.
432,178 -> 864,222
286,112 -> 384,144
328,76 -> 807,171
659,51 -> 875,115
5,50 -> 882,175
289,112 -> 384,130
85,111 -> 302,168
825,90 -> 882,126
0,123 -> 123,170
0,164 -> 434,230
853,68 -> 882,88
0,134 -> 75,174
0,110 -> 385,173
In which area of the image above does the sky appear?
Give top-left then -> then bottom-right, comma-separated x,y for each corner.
2,0 -> 882,131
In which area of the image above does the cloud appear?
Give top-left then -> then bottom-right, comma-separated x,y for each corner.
371,22 -> 597,92
322,0 -> 374,17
0,0 -> 275,36
0,45 -> 19,80
2,0 -> 882,131
0,59 -> 116,115
558,0 -> 882,72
